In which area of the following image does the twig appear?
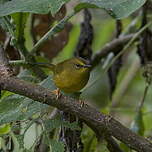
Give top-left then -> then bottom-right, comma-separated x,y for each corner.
138,84 -> 149,112
111,58 -> 140,111
0,45 -> 9,66
11,34 -> 134,71
9,60 -> 27,66
104,21 -> 152,73
92,21 -> 152,70
121,16 -> 140,36
0,45 -> 11,99
137,2 -> 152,112
3,34 -> 11,51
106,136 -> 124,152
49,108 -> 58,119
91,34 -> 134,68
30,11 -> 76,55
83,34 -> 135,92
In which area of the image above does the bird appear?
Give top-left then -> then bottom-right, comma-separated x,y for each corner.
33,57 -> 91,96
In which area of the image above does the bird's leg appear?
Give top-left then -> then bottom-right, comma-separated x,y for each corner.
52,88 -> 62,99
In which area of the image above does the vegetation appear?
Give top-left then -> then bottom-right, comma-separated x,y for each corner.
0,0 -> 152,151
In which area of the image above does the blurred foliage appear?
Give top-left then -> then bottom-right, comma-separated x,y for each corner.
0,0 -> 152,151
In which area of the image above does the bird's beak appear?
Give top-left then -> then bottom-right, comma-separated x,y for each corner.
83,64 -> 92,68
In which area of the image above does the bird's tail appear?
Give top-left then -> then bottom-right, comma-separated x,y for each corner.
30,62 -> 55,72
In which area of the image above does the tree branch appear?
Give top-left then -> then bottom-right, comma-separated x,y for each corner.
0,45 -> 12,77
91,34 -> 134,67
10,34 -> 134,71
0,76 -> 152,152
0,43 -> 152,151
106,136 -> 124,152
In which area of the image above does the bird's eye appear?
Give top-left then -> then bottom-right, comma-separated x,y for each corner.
75,64 -> 82,69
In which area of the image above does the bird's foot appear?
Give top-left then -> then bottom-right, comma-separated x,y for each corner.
52,88 -> 61,99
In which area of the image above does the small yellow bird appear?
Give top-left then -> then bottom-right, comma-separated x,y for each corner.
36,57 -> 91,93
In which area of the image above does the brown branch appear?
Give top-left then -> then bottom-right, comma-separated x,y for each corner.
0,45 -> 9,65
91,34 -> 134,68
0,45 -> 12,77
0,76 -> 152,152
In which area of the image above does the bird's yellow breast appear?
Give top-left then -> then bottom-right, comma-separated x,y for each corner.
53,68 -> 90,93
53,58 -> 90,93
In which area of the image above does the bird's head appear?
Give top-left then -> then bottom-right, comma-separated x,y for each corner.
63,57 -> 91,74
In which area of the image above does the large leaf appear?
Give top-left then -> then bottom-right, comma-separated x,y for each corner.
0,0 -> 146,19
0,124 -> 11,135
0,0 -> 9,5
0,95 -> 48,125
79,0 -> 146,19
0,76 -> 54,125
50,140 -> 65,152
0,0 -> 69,17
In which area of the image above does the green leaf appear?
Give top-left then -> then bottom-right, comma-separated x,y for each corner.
130,110 -> 145,136
120,143 -> 130,152
0,124 -> 11,135
39,76 -> 56,90
81,127 -> 97,152
79,0 -> 146,19
74,3 -> 98,13
0,0 -> 70,17
15,135 -> 24,149
0,0 -> 9,5
0,76 -> 54,125
0,95 -> 48,125
17,69 -> 38,82
0,16 -> 15,36
50,140 -> 65,152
